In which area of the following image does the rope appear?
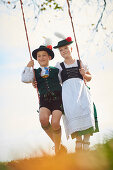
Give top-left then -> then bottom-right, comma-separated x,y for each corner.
20,0 -> 32,60
66,0 -> 87,84
19,0 -> 40,99
66,0 -> 81,62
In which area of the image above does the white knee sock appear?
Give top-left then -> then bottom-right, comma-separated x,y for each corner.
76,136 -> 82,149
83,134 -> 90,150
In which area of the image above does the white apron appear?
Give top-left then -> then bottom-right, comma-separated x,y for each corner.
56,61 -> 95,138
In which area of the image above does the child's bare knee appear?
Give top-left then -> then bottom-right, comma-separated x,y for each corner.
51,120 -> 60,130
40,116 -> 49,127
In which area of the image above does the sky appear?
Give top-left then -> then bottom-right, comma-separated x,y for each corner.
0,0 -> 113,162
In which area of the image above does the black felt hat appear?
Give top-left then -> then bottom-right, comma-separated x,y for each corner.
32,45 -> 54,60
53,37 -> 73,49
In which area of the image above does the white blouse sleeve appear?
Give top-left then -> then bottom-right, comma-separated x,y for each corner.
55,62 -> 62,84
21,67 -> 34,83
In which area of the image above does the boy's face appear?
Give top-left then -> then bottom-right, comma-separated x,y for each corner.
59,45 -> 72,59
37,51 -> 51,67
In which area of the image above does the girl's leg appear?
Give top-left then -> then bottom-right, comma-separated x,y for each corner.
51,110 -> 62,154
83,134 -> 90,151
75,136 -> 82,152
39,107 -> 54,142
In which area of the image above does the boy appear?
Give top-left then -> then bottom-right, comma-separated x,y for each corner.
21,45 -> 65,154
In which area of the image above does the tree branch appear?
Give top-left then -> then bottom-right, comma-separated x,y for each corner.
94,0 -> 106,32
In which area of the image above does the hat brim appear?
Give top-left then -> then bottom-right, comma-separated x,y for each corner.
53,41 -> 73,49
32,47 -> 54,60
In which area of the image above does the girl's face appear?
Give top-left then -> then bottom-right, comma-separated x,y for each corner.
37,51 -> 51,67
59,45 -> 72,59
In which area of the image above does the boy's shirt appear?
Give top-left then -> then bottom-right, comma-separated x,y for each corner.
40,66 -> 49,78
21,67 -> 34,83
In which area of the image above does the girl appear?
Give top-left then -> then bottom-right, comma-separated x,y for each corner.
54,37 -> 99,151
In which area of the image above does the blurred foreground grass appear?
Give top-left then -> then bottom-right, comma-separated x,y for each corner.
1,138 -> 113,170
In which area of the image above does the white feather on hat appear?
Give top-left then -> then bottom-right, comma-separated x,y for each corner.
54,32 -> 66,39
43,36 -> 52,46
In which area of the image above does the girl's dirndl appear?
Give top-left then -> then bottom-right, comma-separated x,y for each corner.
56,60 -> 99,139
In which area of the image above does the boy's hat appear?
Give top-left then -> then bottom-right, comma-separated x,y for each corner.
32,45 -> 54,60
53,37 -> 73,49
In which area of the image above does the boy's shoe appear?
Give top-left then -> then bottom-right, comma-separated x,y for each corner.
54,144 -> 67,155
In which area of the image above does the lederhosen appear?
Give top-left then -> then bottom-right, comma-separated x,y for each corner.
34,67 -> 63,112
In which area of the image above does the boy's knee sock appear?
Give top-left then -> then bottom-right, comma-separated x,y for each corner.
42,123 -> 54,143
83,134 -> 90,150
53,127 -> 61,154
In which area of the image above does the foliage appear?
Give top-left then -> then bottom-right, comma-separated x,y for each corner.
40,0 -> 63,11
0,0 -> 63,11
0,0 -> 112,52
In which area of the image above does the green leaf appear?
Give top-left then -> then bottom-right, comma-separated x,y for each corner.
41,7 -> 46,11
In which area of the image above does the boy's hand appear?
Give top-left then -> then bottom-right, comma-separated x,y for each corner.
27,60 -> 34,67
32,80 -> 37,88
79,68 -> 85,77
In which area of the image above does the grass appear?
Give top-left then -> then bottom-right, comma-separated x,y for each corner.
1,138 -> 113,170
0,162 -> 10,170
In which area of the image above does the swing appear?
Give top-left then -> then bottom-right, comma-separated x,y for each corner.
20,0 -> 99,133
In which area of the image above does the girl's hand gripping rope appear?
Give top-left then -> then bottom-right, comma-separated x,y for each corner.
79,67 -> 86,77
